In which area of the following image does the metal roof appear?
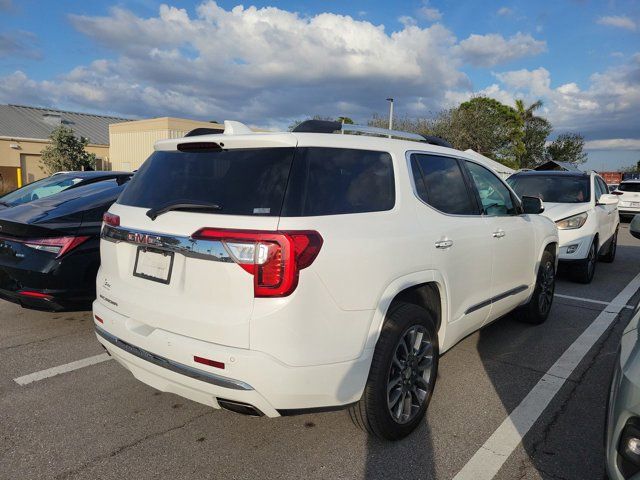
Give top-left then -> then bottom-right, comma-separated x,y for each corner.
534,160 -> 582,172
0,104 -> 130,145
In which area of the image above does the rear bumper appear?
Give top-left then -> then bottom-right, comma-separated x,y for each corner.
93,300 -> 371,416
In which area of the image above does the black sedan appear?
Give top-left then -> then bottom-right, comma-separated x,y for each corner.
0,174 -> 131,311
0,171 -> 131,210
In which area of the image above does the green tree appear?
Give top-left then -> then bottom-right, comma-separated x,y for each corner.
545,133 -> 588,165
337,116 -> 354,124
515,99 -> 552,169
40,126 -> 97,175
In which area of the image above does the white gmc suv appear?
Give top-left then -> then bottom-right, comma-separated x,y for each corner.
94,120 -> 558,440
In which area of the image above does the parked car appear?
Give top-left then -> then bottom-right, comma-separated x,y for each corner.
606,222 -> 640,478
614,180 -> 640,219
507,170 -> 619,284
0,171 -> 131,210
0,174 -> 132,311
632,215 -> 640,239
93,120 -> 558,440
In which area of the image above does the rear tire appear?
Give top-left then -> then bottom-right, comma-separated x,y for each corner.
572,239 -> 597,284
349,302 -> 438,441
600,230 -> 617,263
520,250 -> 555,324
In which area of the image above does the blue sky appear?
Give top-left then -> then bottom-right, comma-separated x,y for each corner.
1,0 -> 639,170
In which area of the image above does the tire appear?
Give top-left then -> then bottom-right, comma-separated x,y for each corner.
600,230 -> 617,263
349,302 -> 438,441
520,250 -> 555,324
572,239 -> 597,284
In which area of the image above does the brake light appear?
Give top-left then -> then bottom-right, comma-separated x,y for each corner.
18,290 -> 53,300
23,236 -> 90,258
191,228 -> 323,297
103,212 -> 120,226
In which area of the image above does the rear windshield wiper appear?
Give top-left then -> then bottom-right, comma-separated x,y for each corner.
146,202 -> 222,220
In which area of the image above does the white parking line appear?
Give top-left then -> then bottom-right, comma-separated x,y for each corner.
453,272 -> 640,480
13,353 -> 112,386
554,293 -> 635,310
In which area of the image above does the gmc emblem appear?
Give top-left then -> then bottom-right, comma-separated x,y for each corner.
127,233 -> 162,246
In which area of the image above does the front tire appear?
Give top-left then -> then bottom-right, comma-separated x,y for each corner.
349,302 -> 438,441
600,230 -> 617,263
520,250 -> 555,324
573,239 -> 597,284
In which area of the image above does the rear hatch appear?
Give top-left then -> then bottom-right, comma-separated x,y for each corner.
618,183 -> 640,205
99,134 -> 298,349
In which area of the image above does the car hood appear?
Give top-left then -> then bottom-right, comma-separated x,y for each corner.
540,202 -> 590,223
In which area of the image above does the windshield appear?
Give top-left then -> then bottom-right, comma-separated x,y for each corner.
507,175 -> 590,203
619,182 -> 640,192
0,175 -> 84,206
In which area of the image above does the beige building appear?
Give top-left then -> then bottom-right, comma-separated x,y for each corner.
109,117 -> 223,171
0,104 -> 228,193
0,104 -> 128,192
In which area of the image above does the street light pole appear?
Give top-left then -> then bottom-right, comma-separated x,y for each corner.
386,97 -> 394,131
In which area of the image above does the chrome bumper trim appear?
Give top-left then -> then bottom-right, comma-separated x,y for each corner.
95,325 -> 253,391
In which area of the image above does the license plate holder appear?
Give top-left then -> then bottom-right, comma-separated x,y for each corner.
631,202 -> 640,208
133,247 -> 174,284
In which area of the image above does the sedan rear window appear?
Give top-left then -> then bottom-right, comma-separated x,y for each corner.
619,182 -> 640,193
117,148 -> 295,216
507,175 -> 590,203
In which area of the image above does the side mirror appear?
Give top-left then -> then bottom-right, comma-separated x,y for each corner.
597,194 -> 619,206
521,196 -> 544,214
631,215 -> 640,240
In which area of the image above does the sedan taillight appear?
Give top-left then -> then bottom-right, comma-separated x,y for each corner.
23,236 -> 90,258
191,228 -> 323,297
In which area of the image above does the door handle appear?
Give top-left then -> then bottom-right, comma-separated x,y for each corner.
435,240 -> 454,249
492,230 -> 506,238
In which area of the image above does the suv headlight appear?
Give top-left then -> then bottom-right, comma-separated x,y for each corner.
556,212 -> 588,230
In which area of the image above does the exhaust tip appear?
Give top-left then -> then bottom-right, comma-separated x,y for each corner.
217,398 -> 263,417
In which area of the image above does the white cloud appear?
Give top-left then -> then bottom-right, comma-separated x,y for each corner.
597,15 -> 637,31
1,2 -> 473,124
456,32 -> 546,67
585,139 -> 640,150
419,7 -> 442,22
497,7 -> 513,16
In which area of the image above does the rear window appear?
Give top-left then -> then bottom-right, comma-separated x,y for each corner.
281,147 -> 394,216
507,175 -> 590,203
118,147 -> 395,217
118,148 -> 295,216
619,182 -> 640,193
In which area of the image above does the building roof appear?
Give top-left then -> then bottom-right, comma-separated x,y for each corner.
0,104 -> 130,145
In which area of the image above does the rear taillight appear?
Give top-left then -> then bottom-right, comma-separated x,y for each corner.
103,212 -> 120,226
23,236 -> 90,258
191,228 -> 323,297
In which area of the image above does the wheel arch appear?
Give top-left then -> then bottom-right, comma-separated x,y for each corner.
364,271 -> 448,355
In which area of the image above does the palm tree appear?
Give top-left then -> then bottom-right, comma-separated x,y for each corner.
515,99 -> 552,169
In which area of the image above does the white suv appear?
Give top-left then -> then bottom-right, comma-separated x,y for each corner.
615,180 -> 640,219
508,170 -> 619,283
94,120 -> 558,440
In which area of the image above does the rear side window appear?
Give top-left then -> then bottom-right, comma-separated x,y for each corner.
411,154 -> 477,215
281,147 -> 394,216
117,148 -> 295,216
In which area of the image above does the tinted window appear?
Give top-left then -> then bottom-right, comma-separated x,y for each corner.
411,154 -> 477,215
466,162 -> 516,216
619,182 -> 640,193
281,147 -> 394,216
118,148 -> 295,216
506,174 -> 590,203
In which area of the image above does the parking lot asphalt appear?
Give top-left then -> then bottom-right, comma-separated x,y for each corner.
2,223 -> 639,480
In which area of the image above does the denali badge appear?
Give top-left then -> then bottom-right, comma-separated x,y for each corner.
127,232 -> 162,246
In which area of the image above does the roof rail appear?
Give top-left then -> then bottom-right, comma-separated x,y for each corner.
291,120 -> 452,148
